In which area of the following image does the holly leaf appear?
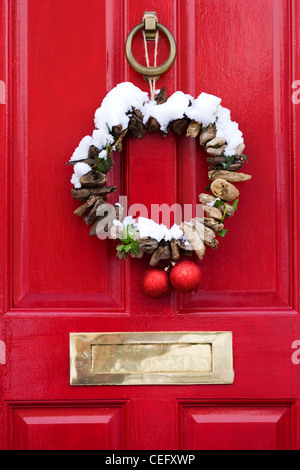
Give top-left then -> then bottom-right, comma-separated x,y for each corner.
221,156 -> 235,169
217,229 -> 229,237
213,199 -> 224,208
116,225 -> 139,255
232,199 -> 239,212
241,154 -> 248,163
95,155 -> 114,174
116,245 -> 125,252
213,199 -> 227,222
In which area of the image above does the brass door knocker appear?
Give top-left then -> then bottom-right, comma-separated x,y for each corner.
125,12 -> 177,81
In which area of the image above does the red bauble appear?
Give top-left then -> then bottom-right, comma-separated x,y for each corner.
142,269 -> 171,298
169,261 -> 202,293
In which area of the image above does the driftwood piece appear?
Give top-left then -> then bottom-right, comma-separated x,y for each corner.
88,146 -> 99,158
226,162 -> 245,171
176,238 -> 193,257
109,128 -> 128,155
127,108 -> 146,139
117,250 -> 127,260
206,137 -> 226,148
208,170 -> 252,183
172,118 -> 190,136
176,238 -> 193,251
192,219 -> 219,249
236,143 -> 245,156
83,199 -> 105,226
203,205 -> 223,221
209,162 -> 245,172
89,204 -> 119,237
155,87 -> 167,104
150,241 -> 171,267
180,222 -> 206,260
79,171 -> 107,188
138,238 -> 159,254
194,217 -> 224,233
66,158 -> 98,168
112,124 -> 123,137
147,117 -> 160,133
74,196 -> 103,217
206,156 -> 226,165
179,249 -> 192,257
143,90 -> 166,133
206,145 -> 226,157
71,186 -> 116,202
186,121 -> 201,138
170,238 -> 180,261
211,178 -> 240,202
203,226 -> 219,249
199,193 -> 235,218
130,247 -> 144,259
109,224 -> 125,240
199,124 -> 216,146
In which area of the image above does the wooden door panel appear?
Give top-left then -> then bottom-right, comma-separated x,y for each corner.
181,405 -> 293,450
11,0 -> 124,311
11,404 -> 124,450
179,0 -> 292,311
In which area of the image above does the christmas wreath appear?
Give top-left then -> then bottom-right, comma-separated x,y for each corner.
67,82 -> 251,297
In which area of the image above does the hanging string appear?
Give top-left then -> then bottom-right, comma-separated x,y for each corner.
142,29 -> 159,101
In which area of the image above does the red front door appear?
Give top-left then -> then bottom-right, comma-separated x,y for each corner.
1,0 -> 300,450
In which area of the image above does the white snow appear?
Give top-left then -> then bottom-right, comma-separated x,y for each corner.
215,106 -> 244,156
94,82 -> 149,136
206,198 -> 221,207
91,129 -> 114,153
116,216 -> 183,243
113,219 -> 123,227
142,91 -> 193,133
70,136 -> 93,162
69,82 -> 245,180
122,216 -> 136,230
71,162 -> 92,189
98,149 -> 108,159
186,92 -> 221,127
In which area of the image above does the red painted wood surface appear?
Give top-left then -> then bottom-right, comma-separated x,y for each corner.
1,0 -> 300,450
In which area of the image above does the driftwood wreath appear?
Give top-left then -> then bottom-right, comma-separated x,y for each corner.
67,82 -> 252,294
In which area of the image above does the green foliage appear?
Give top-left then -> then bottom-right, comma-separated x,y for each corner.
232,199 -> 239,212
221,156 -> 235,169
116,225 -> 139,256
213,199 -> 227,222
217,229 -> 229,237
94,154 -> 114,174
220,154 -> 248,170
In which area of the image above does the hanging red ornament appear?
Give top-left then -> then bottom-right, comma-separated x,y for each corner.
169,261 -> 202,293
142,268 -> 171,298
